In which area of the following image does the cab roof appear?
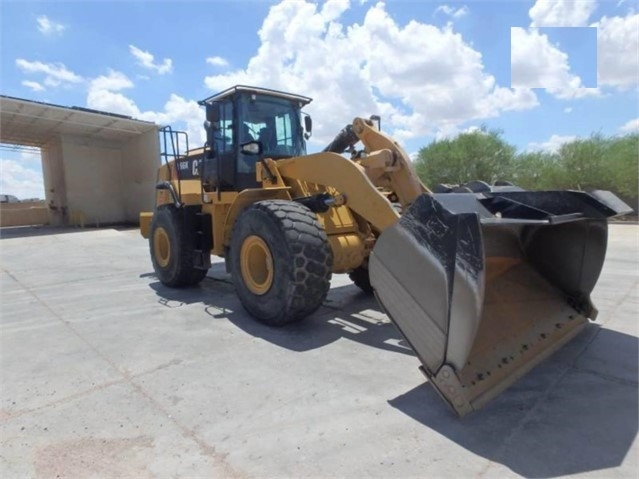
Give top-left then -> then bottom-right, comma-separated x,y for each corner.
198,85 -> 312,106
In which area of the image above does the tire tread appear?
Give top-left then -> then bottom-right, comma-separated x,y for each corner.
230,200 -> 332,325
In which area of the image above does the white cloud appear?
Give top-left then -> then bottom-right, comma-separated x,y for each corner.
147,95 -> 206,147
528,2 -> 638,92
527,134 -> 577,152
86,70 -> 205,146
36,15 -> 65,35
129,45 -> 173,75
620,118 -> 639,133
22,80 -> 45,92
16,59 -> 83,88
87,70 -> 140,118
529,0 -> 596,27
18,148 -> 43,166
204,1 -> 537,145
434,5 -> 469,20
434,124 -> 484,141
511,27 -> 598,99
0,159 -> 44,200
206,56 -> 229,68
90,69 -> 134,92
593,13 -> 639,90
321,0 -> 350,21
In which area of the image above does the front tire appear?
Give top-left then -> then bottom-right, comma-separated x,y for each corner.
149,206 -> 208,287
229,200 -> 332,326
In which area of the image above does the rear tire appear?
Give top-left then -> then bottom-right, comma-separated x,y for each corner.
230,200 -> 332,326
149,206 -> 208,287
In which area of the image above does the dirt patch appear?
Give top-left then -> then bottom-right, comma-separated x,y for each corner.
35,436 -> 154,479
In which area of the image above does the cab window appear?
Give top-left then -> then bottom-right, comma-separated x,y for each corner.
213,101 -> 234,154
239,95 -> 305,168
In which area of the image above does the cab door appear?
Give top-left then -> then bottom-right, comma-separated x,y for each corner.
202,99 -> 237,192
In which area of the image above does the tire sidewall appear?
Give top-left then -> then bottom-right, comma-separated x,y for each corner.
150,207 -> 181,284
230,207 -> 293,321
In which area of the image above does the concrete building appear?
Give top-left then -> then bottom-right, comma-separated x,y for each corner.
0,96 -> 161,227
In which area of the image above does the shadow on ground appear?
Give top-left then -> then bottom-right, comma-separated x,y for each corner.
389,326 -> 638,478
0,225 -> 139,239
0,225 -> 88,239
147,265 -> 638,478
146,262 -> 413,357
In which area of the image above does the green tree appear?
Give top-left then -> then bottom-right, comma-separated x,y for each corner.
415,128 -> 516,187
555,134 -> 610,192
414,129 -> 637,209
604,133 -> 639,198
510,151 -> 563,190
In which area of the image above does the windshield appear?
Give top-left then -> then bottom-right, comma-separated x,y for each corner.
238,94 -> 306,167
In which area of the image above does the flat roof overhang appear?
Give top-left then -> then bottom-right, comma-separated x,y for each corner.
0,95 -> 158,147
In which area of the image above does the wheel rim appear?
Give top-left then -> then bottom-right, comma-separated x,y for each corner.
240,235 -> 274,295
153,226 -> 171,268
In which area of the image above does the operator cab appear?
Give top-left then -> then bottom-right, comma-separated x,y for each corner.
199,85 -> 313,192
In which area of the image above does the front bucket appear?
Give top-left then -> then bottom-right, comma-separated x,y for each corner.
369,190 -> 631,416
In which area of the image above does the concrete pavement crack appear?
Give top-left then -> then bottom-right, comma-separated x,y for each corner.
1,268 -> 245,478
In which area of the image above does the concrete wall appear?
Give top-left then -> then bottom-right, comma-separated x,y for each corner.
61,135 -> 126,226
0,201 -> 48,227
121,128 -> 160,222
35,128 -> 159,227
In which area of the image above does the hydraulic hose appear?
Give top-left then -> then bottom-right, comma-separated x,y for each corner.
322,124 -> 359,153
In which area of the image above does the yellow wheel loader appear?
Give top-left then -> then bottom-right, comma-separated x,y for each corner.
140,85 -> 631,416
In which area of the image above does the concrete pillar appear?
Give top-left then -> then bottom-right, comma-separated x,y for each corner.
122,128 -> 160,223
41,137 -> 68,226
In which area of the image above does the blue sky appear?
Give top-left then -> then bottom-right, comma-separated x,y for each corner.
1,0 -> 638,199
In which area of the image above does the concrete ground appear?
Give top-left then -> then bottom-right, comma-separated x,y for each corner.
0,224 -> 637,478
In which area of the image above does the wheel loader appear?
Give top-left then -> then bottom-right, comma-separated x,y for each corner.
139,85 -> 631,416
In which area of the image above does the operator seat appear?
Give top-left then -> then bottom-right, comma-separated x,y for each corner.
241,124 -> 255,143
258,127 -> 276,152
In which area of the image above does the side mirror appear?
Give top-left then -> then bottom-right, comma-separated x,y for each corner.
241,141 -> 263,156
206,104 -> 221,122
304,114 -> 312,139
304,115 -> 312,133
